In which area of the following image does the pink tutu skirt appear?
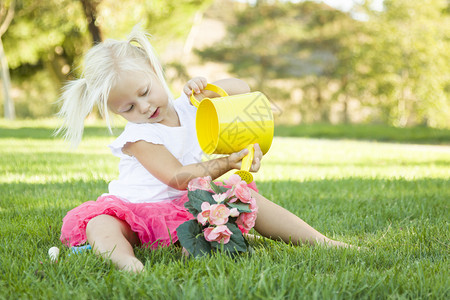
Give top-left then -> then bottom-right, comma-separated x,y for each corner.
60,182 -> 258,250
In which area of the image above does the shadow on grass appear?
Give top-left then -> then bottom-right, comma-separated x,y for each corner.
257,178 -> 448,222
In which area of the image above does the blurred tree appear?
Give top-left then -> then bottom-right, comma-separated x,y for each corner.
80,0 -> 103,44
286,1 -> 354,122
0,0 -> 15,119
197,0 -> 352,122
354,0 -> 450,127
96,0 -> 211,53
198,0 -> 287,91
1,0 -> 88,118
197,0 -> 450,127
2,0 -> 211,118
5,0 -> 87,79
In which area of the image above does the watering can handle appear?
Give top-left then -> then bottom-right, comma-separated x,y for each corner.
189,84 -> 229,108
241,144 -> 254,173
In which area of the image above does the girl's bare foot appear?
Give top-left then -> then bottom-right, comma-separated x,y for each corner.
322,239 -> 360,250
120,256 -> 144,273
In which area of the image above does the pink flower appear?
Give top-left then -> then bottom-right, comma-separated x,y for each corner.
188,176 -> 212,191
233,182 -> 253,203
212,189 -> 234,203
209,204 -> 230,226
204,225 -> 233,244
249,197 -> 258,212
197,202 -> 211,226
229,207 -> 240,217
224,174 -> 242,186
236,211 -> 258,232
228,196 -> 238,204
212,192 -> 228,203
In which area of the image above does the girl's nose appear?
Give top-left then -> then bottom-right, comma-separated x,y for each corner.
138,102 -> 150,114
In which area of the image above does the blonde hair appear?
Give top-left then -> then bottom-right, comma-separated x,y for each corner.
56,26 -> 173,148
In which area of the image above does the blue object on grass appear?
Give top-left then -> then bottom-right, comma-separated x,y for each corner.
70,244 -> 92,255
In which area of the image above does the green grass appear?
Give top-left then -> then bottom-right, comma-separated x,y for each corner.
1,119 -> 449,299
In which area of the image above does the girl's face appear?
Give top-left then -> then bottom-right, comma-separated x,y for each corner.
108,70 -> 177,125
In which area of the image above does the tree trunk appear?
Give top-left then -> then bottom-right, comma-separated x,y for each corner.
0,37 -> 14,119
315,80 -> 328,122
342,95 -> 349,123
79,0 -> 103,44
341,75 -> 349,123
0,0 -> 15,119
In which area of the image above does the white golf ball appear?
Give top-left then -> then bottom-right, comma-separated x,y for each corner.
48,246 -> 60,261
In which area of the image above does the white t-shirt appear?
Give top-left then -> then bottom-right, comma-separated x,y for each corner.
107,93 -> 203,203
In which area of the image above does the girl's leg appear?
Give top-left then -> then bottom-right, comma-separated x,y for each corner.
86,215 -> 144,272
251,190 -> 350,248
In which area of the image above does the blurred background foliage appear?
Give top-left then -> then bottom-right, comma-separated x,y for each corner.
1,0 -> 449,128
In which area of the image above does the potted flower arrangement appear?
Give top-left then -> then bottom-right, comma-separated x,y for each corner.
176,174 -> 258,257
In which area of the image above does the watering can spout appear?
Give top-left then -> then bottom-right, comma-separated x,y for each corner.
234,144 -> 255,184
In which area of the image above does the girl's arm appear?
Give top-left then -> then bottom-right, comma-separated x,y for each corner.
123,141 -> 262,190
124,77 -> 260,190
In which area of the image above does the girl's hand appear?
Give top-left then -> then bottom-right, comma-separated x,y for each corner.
183,77 -> 207,96
228,143 -> 263,172
250,143 -> 263,172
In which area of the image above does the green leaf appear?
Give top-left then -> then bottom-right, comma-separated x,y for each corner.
176,220 -> 211,258
210,181 -> 229,194
227,202 -> 252,213
185,190 -> 215,216
211,223 -> 247,253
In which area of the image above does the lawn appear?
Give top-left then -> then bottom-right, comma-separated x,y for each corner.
0,119 -> 449,299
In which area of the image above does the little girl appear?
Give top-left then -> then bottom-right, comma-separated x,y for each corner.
57,27 -> 350,273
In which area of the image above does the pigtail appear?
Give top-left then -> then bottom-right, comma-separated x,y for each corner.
126,26 -> 174,100
55,78 -> 96,148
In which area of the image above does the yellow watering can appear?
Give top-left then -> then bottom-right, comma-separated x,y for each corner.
190,84 -> 274,183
